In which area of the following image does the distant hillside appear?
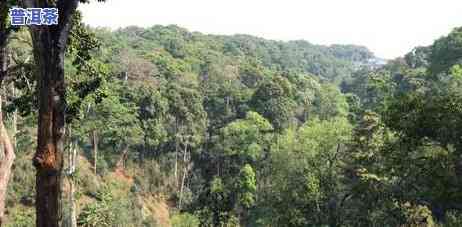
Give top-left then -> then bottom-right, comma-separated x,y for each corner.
92,25 -> 378,82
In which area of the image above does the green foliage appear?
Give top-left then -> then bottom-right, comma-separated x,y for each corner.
165,80 -> 207,148
135,159 -> 176,195
311,84 -> 349,120
444,211 -> 462,227
430,27 -> 462,74
171,213 -> 200,227
405,46 -> 431,69
97,87 -> 143,147
77,185 -> 145,227
237,164 -> 256,208
7,17 -> 462,227
7,151 -> 35,208
4,208 -> 34,227
137,88 -> 169,149
266,117 -> 352,226
78,188 -> 116,227
401,203 -> 435,227
250,76 -> 296,130
219,111 -> 273,161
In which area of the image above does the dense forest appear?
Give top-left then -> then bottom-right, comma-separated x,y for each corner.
1,1 -> 462,227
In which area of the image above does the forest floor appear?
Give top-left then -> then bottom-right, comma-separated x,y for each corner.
7,152 -> 173,226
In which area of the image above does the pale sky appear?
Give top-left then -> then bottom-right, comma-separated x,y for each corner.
79,0 -> 462,59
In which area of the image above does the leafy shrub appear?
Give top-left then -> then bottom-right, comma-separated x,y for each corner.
5,208 -> 35,227
171,213 -> 200,227
400,203 -> 435,227
444,211 -> 462,227
78,187 -> 116,227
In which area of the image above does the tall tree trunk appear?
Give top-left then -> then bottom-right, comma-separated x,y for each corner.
174,142 -> 178,188
174,120 -> 179,188
116,144 -> 130,171
0,33 -> 7,84
91,130 -> 98,175
32,43 -> 66,227
11,85 -> 16,149
19,0 -> 80,226
0,94 -> 15,227
140,132 -> 147,165
65,141 -> 77,227
25,1 -> 80,225
30,12 -> 72,227
178,143 -> 188,209
0,19 -> 14,226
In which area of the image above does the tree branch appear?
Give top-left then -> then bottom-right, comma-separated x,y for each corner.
55,0 -> 79,47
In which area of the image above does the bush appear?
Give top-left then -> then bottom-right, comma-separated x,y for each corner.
5,208 -> 35,227
444,211 -> 462,227
401,202 -> 435,227
171,213 -> 200,227
78,188 -> 116,227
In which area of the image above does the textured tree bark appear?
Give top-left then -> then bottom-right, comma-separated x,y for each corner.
0,3 -> 8,91
0,49 -> 6,85
0,94 -> 15,227
11,85 -> 16,149
67,176 -> 77,227
32,39 -> 66,227
65,142 -> 77,227
0,13 -> 15,225
24,0 -> 80,226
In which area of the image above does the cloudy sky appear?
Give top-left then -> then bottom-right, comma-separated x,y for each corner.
79,0 -> 462,59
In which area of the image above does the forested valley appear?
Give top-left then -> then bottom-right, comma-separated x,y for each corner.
2,2 -> 462,227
